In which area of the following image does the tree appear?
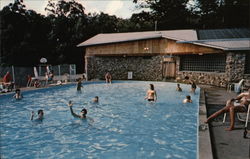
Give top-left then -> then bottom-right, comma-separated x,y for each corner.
133,0 -> 190,30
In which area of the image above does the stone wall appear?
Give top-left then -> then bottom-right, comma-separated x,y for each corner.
175,52 -> 249,88
225,52 -> 246,82
85,55 -> 163,81
85,52 -> 249,89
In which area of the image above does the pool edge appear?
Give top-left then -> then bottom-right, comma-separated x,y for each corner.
198,88 -> 213,159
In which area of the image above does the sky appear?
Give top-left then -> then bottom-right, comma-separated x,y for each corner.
0,0 -> 143,19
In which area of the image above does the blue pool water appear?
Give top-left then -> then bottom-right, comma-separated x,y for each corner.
0,81 -> 199,159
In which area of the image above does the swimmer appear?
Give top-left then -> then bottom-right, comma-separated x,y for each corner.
105,72 -> 112,84
68,101 -> 87,119
31,109 -> 44,121
176,83 -> 182,92
76,78 -> 83,91
183,95 -> 192,103
145,84 -> 157,102
92,96 -> 99,103
190,81 -> 197,93
13,89 -> 23,99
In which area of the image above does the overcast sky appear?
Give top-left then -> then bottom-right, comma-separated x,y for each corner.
0,0 -> 142,19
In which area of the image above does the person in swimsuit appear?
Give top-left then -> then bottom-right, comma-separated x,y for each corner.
190,81 -> 197,93
145,84 -> 157,102
68,101 -> 87,119
76,78 -> 83,91
92,96 -> 99,103
31,109 -> 44,121
183,95 -> 192,103
205,88 -> 250,131
13,89 -> 23,99
176,83 -> 182,92
105,72 -> 112,84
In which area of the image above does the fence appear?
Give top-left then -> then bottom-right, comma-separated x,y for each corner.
0,64 -> 79,87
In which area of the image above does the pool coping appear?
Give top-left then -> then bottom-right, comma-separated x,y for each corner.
198,88 -> 213,159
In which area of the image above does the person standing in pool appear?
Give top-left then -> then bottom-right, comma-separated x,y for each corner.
92,96 -> 99,103
31,109 -> 44,121
145,84 -> 157,102
76,78 -> 83,91
13,89 -> 23,99
183,95 -> 192,103
105,72 -> 112,84
190,81 -> 197,93
176,83 -> 182,92
68,101 -> 87,119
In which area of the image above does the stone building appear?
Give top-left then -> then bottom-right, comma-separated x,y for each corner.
78,28 -> 250,89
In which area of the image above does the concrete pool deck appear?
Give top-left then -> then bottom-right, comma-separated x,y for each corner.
199,85 -> 250,159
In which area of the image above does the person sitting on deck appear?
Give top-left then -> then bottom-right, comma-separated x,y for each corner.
48,71 -> 54,82
3,71 -> 12,83
176,83 -> 182,92
13,89 -> 23,99
145,84 -> 157,102
34,79 -> 41,88
2,71 -> 14,92
183,95 -> 192,103
105,72 -> 112,84
67,101 -> 87,119
0,83 -> 8,93
205,88 -> 250,131
31,109 -> 44,121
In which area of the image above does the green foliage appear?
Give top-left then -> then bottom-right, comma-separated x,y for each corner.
0,0 -> 249,69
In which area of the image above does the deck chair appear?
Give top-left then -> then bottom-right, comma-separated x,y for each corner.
223,104 -> 250,137
241,104 -> 250,138
227,79 -> 244,93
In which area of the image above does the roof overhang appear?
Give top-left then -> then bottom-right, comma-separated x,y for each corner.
177,38 -> 250,51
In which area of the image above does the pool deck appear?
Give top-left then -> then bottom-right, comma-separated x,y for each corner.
199,85 -> 250,159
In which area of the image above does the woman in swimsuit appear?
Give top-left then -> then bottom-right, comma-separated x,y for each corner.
205,88 -> 250,131
145,84 -> 157,102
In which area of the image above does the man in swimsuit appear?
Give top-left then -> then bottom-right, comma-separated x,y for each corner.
205,88 -> 250,131
68,101 -> 87,119
145,84 -> 157,102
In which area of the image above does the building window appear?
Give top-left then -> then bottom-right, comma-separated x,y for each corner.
180,54 -> 226,72
245,53 -> 250,74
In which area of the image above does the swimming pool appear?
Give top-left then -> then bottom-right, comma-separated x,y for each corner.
0,81 -> 199,159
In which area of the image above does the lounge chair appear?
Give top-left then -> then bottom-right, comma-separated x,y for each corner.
227,79 -> 244,93
223,104 -> 250,137
241,104 -> 250,138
